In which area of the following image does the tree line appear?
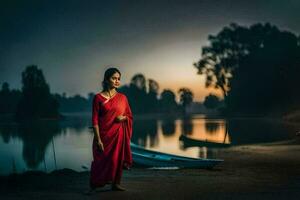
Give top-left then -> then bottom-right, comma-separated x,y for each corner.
0,66 -> 196,120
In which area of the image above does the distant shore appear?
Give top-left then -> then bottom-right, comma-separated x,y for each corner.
1,109 -> 300,122
1,137 -> 300,200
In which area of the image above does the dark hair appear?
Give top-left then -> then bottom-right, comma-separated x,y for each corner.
101,67 -> 121,91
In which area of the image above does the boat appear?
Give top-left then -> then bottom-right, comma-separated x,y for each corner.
130,142 -> 223,169
179,134 -> 231,149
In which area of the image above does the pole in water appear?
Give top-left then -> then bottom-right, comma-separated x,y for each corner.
52,137 -> 57,170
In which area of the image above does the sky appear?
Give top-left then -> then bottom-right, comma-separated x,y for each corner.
0,0 -> 299,101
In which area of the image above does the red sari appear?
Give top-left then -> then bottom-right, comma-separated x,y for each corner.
90,92 -> 133,188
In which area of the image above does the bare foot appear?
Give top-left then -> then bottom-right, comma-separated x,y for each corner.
111,184 -> 126,191
84,185 -> 106,195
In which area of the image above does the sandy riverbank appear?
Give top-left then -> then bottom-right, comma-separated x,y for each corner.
1,138 -> 300,200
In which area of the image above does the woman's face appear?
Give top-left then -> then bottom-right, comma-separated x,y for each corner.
108,72 -> 121,89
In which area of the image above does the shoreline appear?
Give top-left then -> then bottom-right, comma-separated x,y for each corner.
1,138 -> 300,199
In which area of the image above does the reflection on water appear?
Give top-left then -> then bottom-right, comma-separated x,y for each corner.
0,116 -> 93,175
161,119 -> 176,136
0,114 -> 296,175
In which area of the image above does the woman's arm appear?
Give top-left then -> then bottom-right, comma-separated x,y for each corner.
93,125 -> 104,151
92,95 -> 104,150
93,125 -> 101,142
93,125 -> 103,150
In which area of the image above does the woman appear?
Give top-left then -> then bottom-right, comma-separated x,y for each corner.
89,67 -> 133,192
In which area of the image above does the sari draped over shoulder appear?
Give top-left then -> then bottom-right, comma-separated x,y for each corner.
90,92 -> 133,188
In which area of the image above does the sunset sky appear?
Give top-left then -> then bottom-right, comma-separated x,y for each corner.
0,0 -> 299,101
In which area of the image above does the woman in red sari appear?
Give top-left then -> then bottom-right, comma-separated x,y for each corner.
89,67 -> 133,192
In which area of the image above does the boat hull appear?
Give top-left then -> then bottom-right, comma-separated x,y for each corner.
130,143 -> 223,169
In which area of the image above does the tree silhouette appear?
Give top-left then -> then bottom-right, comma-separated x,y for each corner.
147,79 -> 159,112
131,73 -> 147,91
0,82 -> 22,114
15,65 -> 60,120
128,73 -> 147,113
204,94 -> 221,109
159,89 -> 178,113
194,23 -> 249,97
178,88 -> 193,114
1,82 -> 9,92
119,73 -> 163,114
194,23 -> 300,115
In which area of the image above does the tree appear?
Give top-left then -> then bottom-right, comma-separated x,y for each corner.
159,89 -> 178,113
1,82 -> 10,93
147,79 -> 159,111
130,73 -> 146,91
203,94 -> 221,109
0,82 -> 22,114
0,82 -> 11,113
15,65 -> 60,120
178,88 -> 193,114
118,73 -> 148,113
194,23 -> 300,115
194,23 -> 250,97
148,79 -> 159,94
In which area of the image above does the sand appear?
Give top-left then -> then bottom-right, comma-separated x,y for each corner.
1,138 -> 300,200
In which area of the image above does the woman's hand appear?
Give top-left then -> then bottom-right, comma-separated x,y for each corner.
115,115 -> 127,122
96,140 -> 104,152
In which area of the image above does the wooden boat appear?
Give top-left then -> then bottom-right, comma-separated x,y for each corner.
179,134 -> 231,149
130,143 -> 223,169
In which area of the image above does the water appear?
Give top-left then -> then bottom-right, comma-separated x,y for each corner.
0,113 -> 296,175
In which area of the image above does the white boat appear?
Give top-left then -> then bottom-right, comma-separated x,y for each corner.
130,143 -> 223,169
